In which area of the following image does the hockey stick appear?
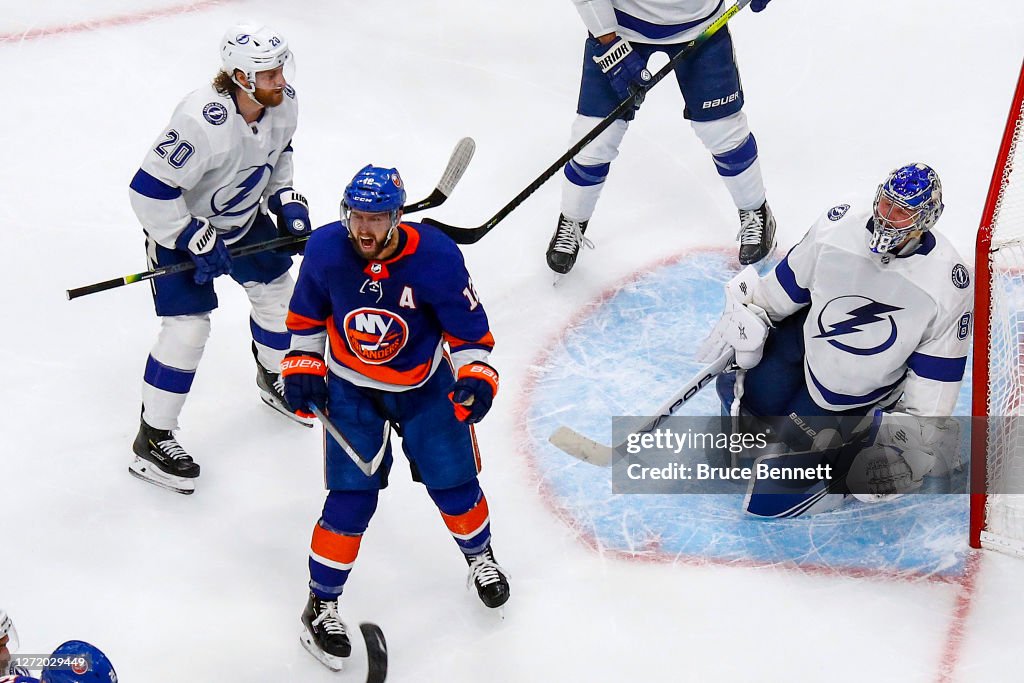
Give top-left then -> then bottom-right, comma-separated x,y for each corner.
311,405 -> 390,478
359,623 -> 388,683
548,350 -> 735,466
66,137 -> 477,300
422,0 -> 752,245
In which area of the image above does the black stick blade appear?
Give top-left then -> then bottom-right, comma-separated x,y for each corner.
360,622 -> 388,683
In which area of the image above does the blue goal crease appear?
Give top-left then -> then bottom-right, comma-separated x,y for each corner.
525,249 -> 973,580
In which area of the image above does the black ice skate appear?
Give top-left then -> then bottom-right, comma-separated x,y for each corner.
129,419 -> 200,495
737,201 -> 777,266
466,546 -> 510,609
546,214 -> 593,277
253,342 -> 313,427
300,592 -> 351,671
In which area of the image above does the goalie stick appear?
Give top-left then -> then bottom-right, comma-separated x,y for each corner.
66,137 -> 476,300
422,0 -> 752,245
548,351 -> 735,466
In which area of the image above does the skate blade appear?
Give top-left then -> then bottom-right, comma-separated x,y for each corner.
260,393 -> 314,428
299,630 -> 345,672
128,457 -> 195,495
552,272 -> 566,287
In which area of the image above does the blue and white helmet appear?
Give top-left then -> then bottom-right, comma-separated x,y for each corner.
220,23 -> 291,94
40,640 -> 116,683
341,165 -> 407,227
870,163 -> 944,254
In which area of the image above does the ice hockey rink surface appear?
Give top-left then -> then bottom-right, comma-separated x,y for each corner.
3,1 -> 1024,681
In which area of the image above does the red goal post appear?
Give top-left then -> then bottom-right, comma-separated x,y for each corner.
970,59 -> 1024,555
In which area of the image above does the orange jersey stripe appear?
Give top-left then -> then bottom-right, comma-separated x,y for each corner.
444,330 -> 495,350
441,494 -> 490,537
287,310 -> 327,332
310,524 -> 363,565
326,317 -> 435,386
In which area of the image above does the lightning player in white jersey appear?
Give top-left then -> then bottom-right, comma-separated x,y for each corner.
127,23 -> 313,495
700,164 -> 972,501
547,0 -> 776,277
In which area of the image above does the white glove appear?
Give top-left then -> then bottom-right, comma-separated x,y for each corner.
697,266 -> 771,369
873,410 -> 962,475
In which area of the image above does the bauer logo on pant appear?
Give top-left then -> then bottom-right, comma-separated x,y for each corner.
342,308 -> 409,364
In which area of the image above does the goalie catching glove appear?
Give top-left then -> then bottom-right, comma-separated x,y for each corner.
448,362 -> 499,424
281,351 -> 327,419
697,265 -> 771,369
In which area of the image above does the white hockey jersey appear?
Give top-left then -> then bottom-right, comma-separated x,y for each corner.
129,84 -> 298,249
572,0 -> 726,45
752,203 -> 973,416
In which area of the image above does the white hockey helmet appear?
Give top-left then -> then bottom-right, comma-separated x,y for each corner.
0,608 -> 19,673
220,23 -> 291,93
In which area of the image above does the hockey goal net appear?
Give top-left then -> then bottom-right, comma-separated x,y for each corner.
971,60 -> 1024,557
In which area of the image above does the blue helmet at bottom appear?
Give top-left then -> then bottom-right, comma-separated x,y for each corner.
40,641 -> 116,683
870,162 -> 943,254
341,164 -> 407,216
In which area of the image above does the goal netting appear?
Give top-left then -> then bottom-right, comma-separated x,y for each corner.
970,60 -> 1024,557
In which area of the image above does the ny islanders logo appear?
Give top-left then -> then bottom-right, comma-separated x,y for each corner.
813,296 -> 903,355
343,308 -> 409,364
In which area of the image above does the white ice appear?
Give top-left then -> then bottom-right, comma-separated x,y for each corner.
2,1 -> 1024,681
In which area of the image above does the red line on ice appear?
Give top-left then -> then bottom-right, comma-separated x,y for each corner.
0,1 -> 229,44
935,550 -> 982,683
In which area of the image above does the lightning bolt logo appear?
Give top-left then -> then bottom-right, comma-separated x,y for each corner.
814,297 -> 903,356
210,164 -> 271,217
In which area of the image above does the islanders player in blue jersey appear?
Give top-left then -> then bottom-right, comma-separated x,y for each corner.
281,165 -> 509,671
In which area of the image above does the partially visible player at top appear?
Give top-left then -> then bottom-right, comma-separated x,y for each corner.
547,0 -> 776,277
700,163 -> 972,502
281,165 -> 509,671
127,22 -> 313,495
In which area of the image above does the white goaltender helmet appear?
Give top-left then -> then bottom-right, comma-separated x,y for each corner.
220,23 -> 291,93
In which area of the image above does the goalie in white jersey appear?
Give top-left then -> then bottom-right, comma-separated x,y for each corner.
127,23 -> 313,495
700,163 -> 972,503
547,0 -> 776,277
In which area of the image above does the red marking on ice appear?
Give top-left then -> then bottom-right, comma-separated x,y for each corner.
516,244 -> 985,680
0,1 -> 229,44
935,550 -> 982,683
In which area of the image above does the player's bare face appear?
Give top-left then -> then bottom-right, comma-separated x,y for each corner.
349,210 -> 400,260
252,66 -> 287,107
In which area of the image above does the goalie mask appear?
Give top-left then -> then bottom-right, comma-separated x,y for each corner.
870,163 -> 944,255
220,23 -> 292,95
